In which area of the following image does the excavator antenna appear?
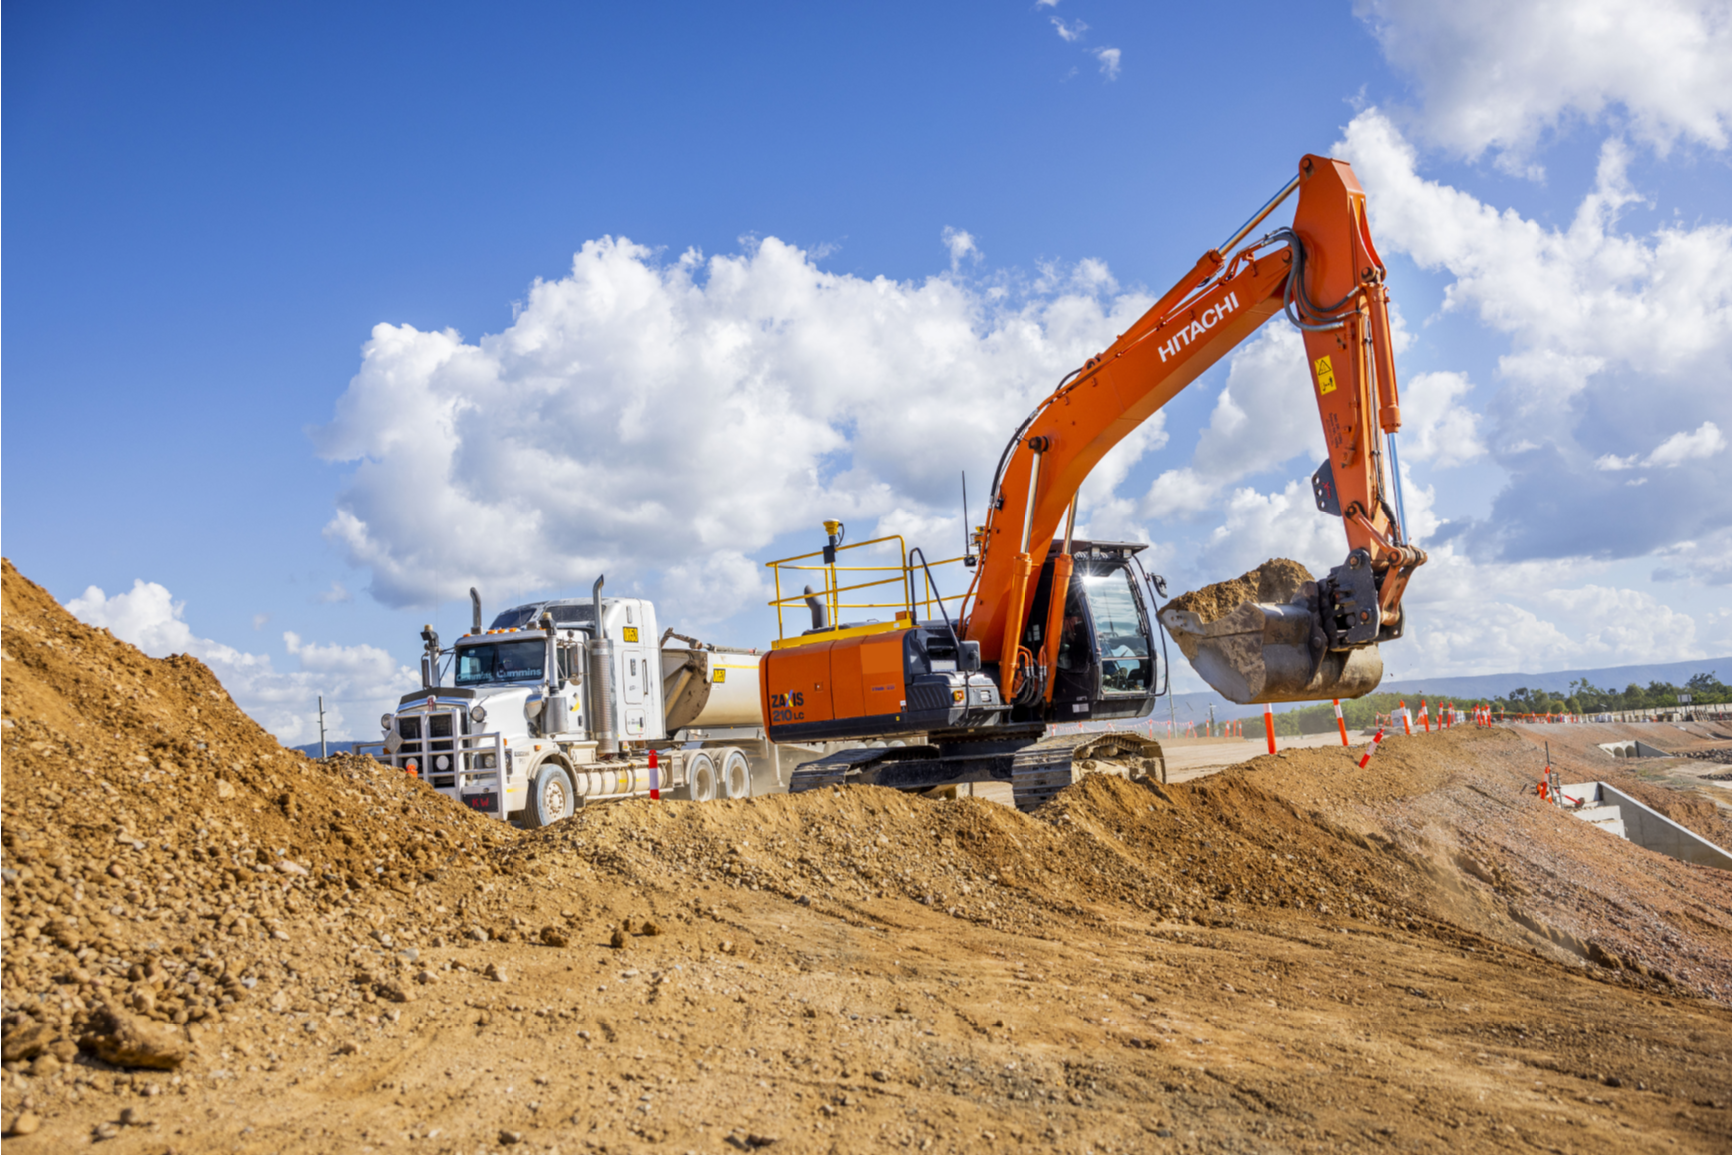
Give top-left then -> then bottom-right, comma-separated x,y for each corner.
961,472 -> 976,567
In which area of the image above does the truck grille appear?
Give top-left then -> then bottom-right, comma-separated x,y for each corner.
429,712 -> 454,752
395,708 -> 462,767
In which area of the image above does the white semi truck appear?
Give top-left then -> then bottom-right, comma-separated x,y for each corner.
364,577 -> 818,828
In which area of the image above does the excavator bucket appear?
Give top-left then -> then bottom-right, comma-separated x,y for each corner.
1158,559 -> 1384,705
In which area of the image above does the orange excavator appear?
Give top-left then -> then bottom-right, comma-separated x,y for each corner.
763,154 -> 1428,808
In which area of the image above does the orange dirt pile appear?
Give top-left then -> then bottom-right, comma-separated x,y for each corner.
1161,558 -> 1314,623
2,558 -> 1730,1154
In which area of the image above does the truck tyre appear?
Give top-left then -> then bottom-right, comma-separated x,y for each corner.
720,748 -> 753,799
689,752 -> 721,803
525,763 -> 575,828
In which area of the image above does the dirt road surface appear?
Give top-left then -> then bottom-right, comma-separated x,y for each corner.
2,559 -> 1729,1154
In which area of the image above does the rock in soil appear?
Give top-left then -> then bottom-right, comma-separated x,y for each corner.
77,1007 -> 187,1070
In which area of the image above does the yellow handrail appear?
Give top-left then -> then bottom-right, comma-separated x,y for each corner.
764,533 -> 973,641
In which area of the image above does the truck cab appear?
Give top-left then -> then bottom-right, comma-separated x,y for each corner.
377,592 -> 666,824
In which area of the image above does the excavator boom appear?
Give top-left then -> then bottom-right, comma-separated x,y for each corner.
967,154 -> 1424,705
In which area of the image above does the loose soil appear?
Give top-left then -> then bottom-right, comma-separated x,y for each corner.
1161,559 -> 1315,624
2,559 -> 1729,1154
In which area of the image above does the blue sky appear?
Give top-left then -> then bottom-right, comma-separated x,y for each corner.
7,0 -> 1729,742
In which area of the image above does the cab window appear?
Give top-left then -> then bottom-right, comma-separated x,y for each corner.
1080,570 -> 1152,694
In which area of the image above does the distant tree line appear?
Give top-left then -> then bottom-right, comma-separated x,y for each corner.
1235,672 -> 1730,737
1491,672 -> 1731,717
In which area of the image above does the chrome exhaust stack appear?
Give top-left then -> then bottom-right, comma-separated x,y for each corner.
586,574 -> 620,756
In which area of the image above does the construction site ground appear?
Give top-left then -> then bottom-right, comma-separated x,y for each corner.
2,557 -> 1730,1155
1141,733 -> 1374,784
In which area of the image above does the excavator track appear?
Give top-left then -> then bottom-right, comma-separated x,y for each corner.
789,730 -> 1165,813
1011,730 -> 1167,810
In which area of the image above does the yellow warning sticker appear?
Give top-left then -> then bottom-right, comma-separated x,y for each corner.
622,626 -> 639,642
713,668 -> 727,683
1314,354 -> 1337,395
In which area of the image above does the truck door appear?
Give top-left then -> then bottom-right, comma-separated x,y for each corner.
622,603 -> 645,705
620,602 -> 648,739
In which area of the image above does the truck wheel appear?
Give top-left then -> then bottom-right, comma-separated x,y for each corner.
526,764 -> 575,828
689,752 -> 721,802
721,748 -> 753,799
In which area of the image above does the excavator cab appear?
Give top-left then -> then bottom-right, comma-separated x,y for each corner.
1014,541 -> 1160,726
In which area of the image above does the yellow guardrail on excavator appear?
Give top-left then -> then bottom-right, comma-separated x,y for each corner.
765,526 -> 972,646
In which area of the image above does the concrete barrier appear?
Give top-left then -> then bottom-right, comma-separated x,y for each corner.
1560,781 -> 1732,870
1596,740 -> 1673,759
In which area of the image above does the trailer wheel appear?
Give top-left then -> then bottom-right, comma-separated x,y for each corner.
689,752 -> 721,802
720,748 -> 753,799
526,764 -> 575,828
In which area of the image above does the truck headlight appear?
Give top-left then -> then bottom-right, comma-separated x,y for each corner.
381,713 -> 394,731
470,705 -> 488,724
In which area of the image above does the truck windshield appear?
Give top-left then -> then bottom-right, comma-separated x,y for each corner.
454,640 -> 545,685
1081,570 -> 1151,694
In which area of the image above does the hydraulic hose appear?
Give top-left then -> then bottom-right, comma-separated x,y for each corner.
987,367 -> 1080,509
1264,227 -> 1362,333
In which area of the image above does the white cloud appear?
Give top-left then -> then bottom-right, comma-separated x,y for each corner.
1073,418 -> 1167,543
315,236 -> 1153,624
1595,422 -> 1728,471
1194,479 -> 1353,583
1095,47 -> 1121,80
1167,455 -> 1713,679
1246,525 -> 1709,677
1050,17 -> 1087,42
66,581 -> 415,745
251,612 -> 271,630
1337,109 -> 1731,567
1340,115 -> 1732,408
941,226 -> 980,272
1650,528 -> 1733,585
1401,370 -> 1487,468
314,580 -> 352,604
67,580 -> 196,656
1385,529 -> 1709,673
1141,325 -> 1327,520
1644,420 -> 1726,466
1356,0 -> 1731,169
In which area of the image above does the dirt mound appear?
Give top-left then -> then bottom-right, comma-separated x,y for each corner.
497,768 -> 1435,944
1231,727 -> 1731,998
2,558 -> 1729,1154
1,560 -> 510,1059
1161,557 -> 1314,623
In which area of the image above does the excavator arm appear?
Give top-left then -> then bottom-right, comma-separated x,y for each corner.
965,153 -> 1426,705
